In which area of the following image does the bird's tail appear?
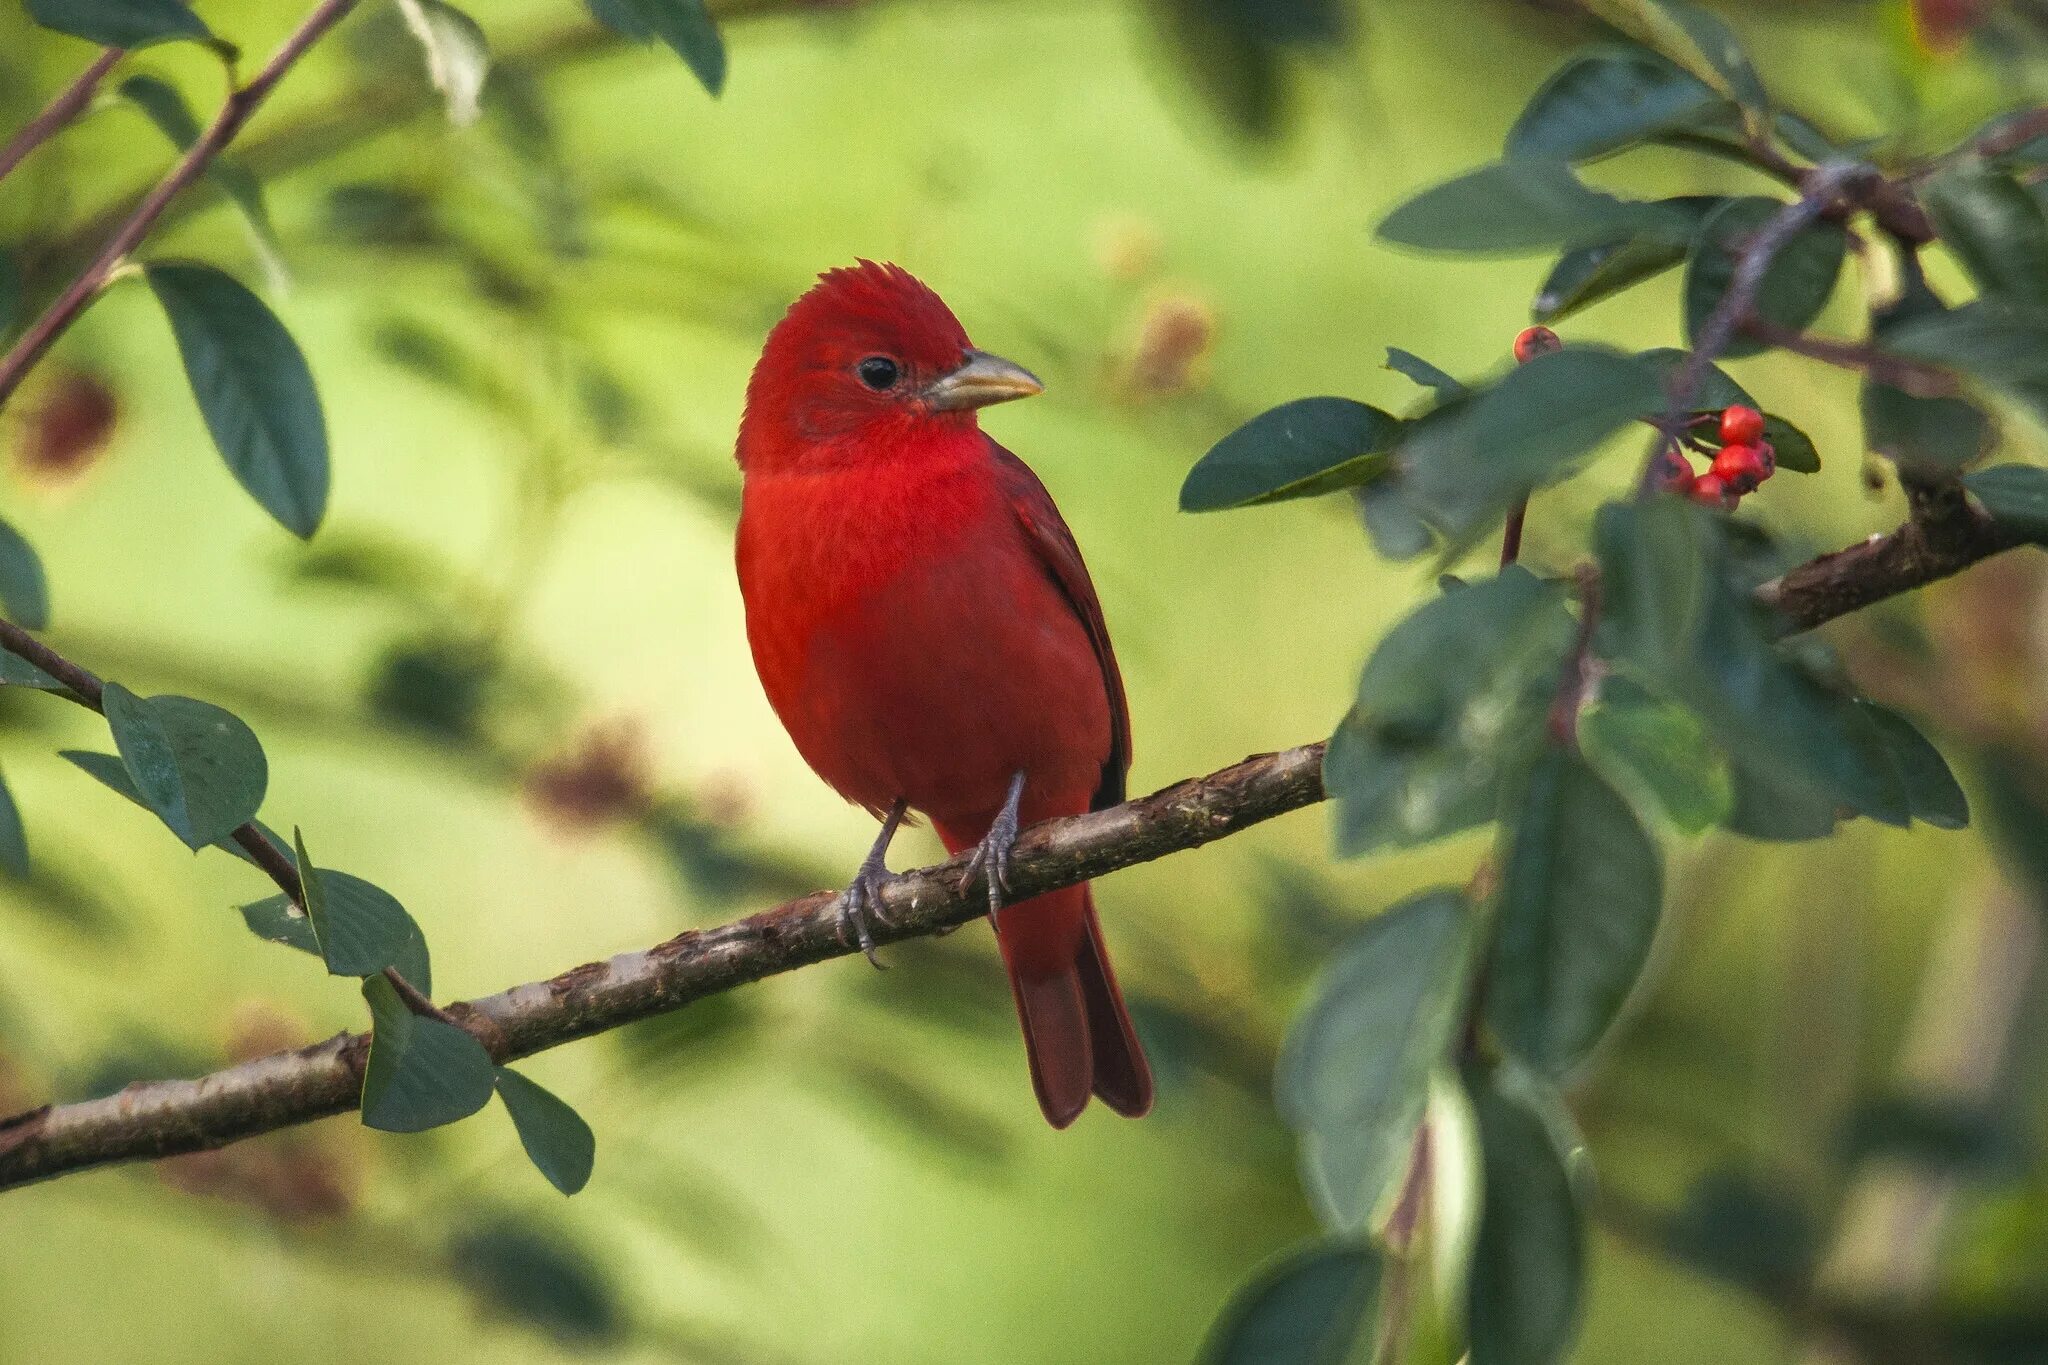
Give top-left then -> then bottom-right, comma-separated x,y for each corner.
989,883 -> 1154,1128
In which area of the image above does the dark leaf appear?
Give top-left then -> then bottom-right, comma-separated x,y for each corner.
1378,160 -> 1691,255
1581,0 -> 1767,109
1383,347 -> 1464,400
1535,236 -> 1687,324
1507,46 -> 1724,162
1886,297 -> 2048,435
239,895 -> 318,956
26,0 -> 210,48
118,77 -> 285,287
1634,346 -> 1752,409
1923,165 -> 2048,308
1199,1241 -> 1381,1365
1761,414 -> 1820,473
582,0 -> 650,38
495,1066 -> 595,1196
1275,890 -> 1474,1230
0,651 -> 67,690
359,974 -> 494,1133
1863,278 -> 1995,471
1966,463 -> 2048,540
1399,347 -> 1664,544
146,263 -> 329,537
1181,398 -> 1400,510
1663,1170 -> 1818,1297
101,683 -> 267,850
1466,1066 -> 1586,1365
1859,703 -> 1968,830
1684,197 -> 1848,360
245,832 -> 433,986
1490,743 -> 1664,1078
1350,477 -> 1435,560
397,0 -> 490,126
1325,568 -> 1575,854
0,765 -> 28,878
1839,1095 -> 2029,1178
1579,676 -> 1731,833
0,518 -> 50,629
616,0 -> 724,95
449,1218 -> 624,1347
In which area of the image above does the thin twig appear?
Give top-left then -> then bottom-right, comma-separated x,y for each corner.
0,47 -> 124,186
0,0 -> 363,411
1739,319 -> 1958,397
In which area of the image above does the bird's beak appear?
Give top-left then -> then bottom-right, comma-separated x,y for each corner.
923,349 -> 1044,411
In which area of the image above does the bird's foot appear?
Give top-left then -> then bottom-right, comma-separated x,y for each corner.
839,799 -> 908,970
958,771 -> 1026,928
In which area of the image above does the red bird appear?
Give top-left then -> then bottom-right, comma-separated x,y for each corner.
734,262 -> 1153,1128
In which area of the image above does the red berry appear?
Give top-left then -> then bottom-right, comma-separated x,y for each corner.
1719,404 -> 1764,446
1649,447 -> 1694,492
1711,442 -> 1769,493
1755,439 -> 1776,478
1513,326 -> 1562,363
1690,472 -> 1734,507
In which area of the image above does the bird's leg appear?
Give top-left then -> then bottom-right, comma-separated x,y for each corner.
840,798 -> 908,970
958,770 -> 1027,927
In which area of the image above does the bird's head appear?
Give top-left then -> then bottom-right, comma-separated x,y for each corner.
738,260 -> 1042,473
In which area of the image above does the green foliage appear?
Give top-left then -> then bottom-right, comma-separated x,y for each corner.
100,683 -> 267,851
1862,276 -> 1995,471
1923,166 -> 2048,309
495,1067 -> 596,1195
1199,1241 -> 1382,1365
359,974 -> 494,1133
1324,569 -> 1575,855
1579,677 -> 1732,834
1465,1067 -> 1585,1365
0,518 -> 51,629
603,0 -> 726,96
1887,298 -> 2048,433
1683,198 -> 1848,360
118,76 -> 284,286
1181,398 -> 1399,510
1276,890 -> 1473,1230
1378,160 -> 1689,255
1966,463 -> 2048,539
145,263 -> 329,538
448,1218 -> 625,1348
1489,742 -> 1665,1078
1576,0 -> 1766,110
1505,47 -> 1722,163
0,766 -> 29,879
1383,347 -> 1463,399
396,0 -> 491,127
26,0 -> 210,49
240,830 -> 435,988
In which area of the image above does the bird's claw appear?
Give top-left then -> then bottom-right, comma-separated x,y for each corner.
838,862 -> 893,970
958,779 -> 1023,927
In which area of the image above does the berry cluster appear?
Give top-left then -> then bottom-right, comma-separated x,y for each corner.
1654,405 -> 1776,508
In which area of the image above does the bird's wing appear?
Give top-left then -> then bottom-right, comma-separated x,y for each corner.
989,441 -> 1132,810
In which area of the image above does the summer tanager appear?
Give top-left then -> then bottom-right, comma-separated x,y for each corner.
735,261 -> 1154,1128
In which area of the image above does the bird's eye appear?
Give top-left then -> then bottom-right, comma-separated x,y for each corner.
856,356 -> 900,391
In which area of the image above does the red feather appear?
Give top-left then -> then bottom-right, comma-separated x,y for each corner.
735,262 -> 1153,1126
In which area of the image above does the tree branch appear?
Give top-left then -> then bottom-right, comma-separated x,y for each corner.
0,47 -> 125,186
0,0 -> 363,411
0,742 -> 1328,1190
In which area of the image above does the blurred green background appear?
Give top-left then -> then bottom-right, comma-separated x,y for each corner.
2,0 -> 2046,1361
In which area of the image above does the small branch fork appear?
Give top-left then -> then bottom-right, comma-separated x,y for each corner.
0,0 -> 364,411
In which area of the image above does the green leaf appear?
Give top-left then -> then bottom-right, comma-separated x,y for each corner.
247,832 -> 433,987
1507,46 -> 1725,163
0,250 -> 19,335
1181,398 -> 1399,510
1398,347 -> 1664,544
1276,890 -> 1474,1231
1199,1241 -> 1382,1365
1761,415 -> 1819,473
1466,1067 -> 1586,1365
359,975 -> 494,1133
1966,463 -> 2048,539
1923,166 -> 2048,308
145,263 -> 329,538
1378,160 -> 1690,255
26,0 -> 210,48
1684,197 -> 1848,360
1860,703 -> 1968,830
582,0 -> 650,38
0,651 -> 66,690
1576,0 -> 1767,110
1383,347 -> 1464,400
1862,278 -> 1995,471
0,766 -> 29,879
1536,236 -> 1687,324
615,0 -> 725,95
1885,297 -> 2048,435
0,518 -> 50,629
1350,478 -> 1435,560
397,0 -> 491,127
1634,346 -> 1753,410
1580,677 -> 1732,833
1325,568 -> 1576,855
101,683 -> 267,850
239,895 -> 319,956
1490,743 -> 1665,1078
118,77 -> 289,292
495,1067 -> 596,1195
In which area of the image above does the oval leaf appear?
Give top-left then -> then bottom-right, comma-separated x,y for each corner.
102,683 -> 267,850
1684,197 -> 1848,359
1276,889 -> 1474,1231
1182,398 -> 1399,511
1379,160 -> 1690,255
1199,1241 -> 1381,1365
1507,47 -> 1724,163
1580,677 -> 1732,834
360,975 -> 494,1133
1466,1067 -> 1586,1365
146,263 -> 329,538
495,1067 -> 596,1195
1923,166 -> 2048,309
0,518 -> 50,629
617,0 -> 725,95
255,831 -> 433,985
0,765 -> 29,879
1966,463 -> 2048,541
1488,742 -> 1664,1078
26,0 -> 210,47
